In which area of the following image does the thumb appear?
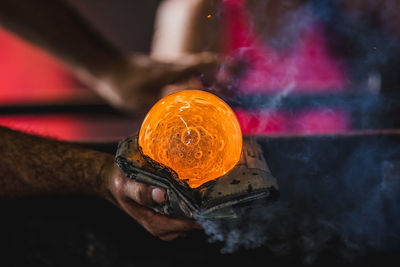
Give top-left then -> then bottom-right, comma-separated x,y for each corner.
123,181 -> 165,207
151,187 -> 166,204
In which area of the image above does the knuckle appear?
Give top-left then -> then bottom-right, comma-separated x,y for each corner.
111,174 -> 124,193
146,226 -> 164,238
141,215 -> 164,237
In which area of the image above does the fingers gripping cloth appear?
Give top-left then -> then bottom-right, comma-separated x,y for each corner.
115,135 -> 279,219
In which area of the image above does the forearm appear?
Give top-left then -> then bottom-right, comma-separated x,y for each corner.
0,127 -> 201,239
0,126 -> 113,198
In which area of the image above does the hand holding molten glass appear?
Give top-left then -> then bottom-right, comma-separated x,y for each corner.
138,90 -> 242,188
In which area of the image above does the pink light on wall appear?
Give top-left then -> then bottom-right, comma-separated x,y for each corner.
0,28 -> 79,104
222,0 -> 347,93
223,0 -> 351,135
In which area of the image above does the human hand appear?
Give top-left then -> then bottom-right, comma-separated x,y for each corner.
94,52 -> 219,115
100,160 -> 201,241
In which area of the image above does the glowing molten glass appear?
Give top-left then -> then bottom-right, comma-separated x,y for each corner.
138,90 -> 242,188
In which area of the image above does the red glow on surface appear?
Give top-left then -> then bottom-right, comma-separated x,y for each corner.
292,109 -> 350,134
0,114 -> 138,142
235,109 -> 288,134
0,115 -> 81,140
236,109 -> 350,135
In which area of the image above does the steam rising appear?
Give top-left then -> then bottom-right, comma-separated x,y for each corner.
200,139 -> 400,263
201,0 -> 400,263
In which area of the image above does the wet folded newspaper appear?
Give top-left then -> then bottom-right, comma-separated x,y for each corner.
115,135 -> 279,220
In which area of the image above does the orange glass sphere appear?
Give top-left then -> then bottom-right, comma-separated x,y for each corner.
138,90 -> 242,188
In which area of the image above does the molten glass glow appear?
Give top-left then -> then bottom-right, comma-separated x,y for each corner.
139,90 -> 242,188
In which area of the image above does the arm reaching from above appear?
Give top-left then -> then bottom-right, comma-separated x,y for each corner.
0,126 -> 200,240
0,0 -> 217,114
